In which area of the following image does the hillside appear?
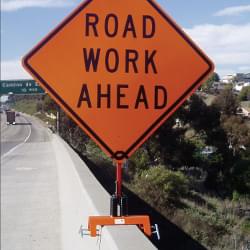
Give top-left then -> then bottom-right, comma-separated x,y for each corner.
8,88 -> 250,249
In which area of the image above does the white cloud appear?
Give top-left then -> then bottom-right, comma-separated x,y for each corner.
238,65 -> 250,72
185,23 -> 250,76
215,68 -> 236,78
214,5 -> 250,17
1,0 -> 75,12
1,60 -> 31,80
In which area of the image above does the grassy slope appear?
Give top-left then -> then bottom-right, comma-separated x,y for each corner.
11,99 -> 37,115
11,99 -> 56,127
173,193 -> 250,249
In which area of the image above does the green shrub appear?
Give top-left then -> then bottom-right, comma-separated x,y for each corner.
238,86 -> 250,101
128,148 -> 151,176
231,159 -> 250,194
11,99 -> 37,115
241,219 -> 250,234
132,165 -> 189,208
232,190 -> 241,202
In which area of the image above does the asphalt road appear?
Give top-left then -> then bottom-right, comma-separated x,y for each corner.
1,113 -> 61,250
1,113 -> 32,157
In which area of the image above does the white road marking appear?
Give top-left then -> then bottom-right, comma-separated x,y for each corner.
16,167 -> 36,171
1,117 -> 32,160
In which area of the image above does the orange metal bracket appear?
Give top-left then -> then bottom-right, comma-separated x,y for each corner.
88,215 -> 152,237
87,161 -> 152,238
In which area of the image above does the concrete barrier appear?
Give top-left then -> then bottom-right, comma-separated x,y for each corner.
52,134 -> 157,250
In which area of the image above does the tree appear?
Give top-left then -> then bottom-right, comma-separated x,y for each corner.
153,115 -> 194,169
203,152 -> 225,190
213,88 -> 239,115
221,115 -> 250,155
58,110 -> 89,153
201,72 -> 220,91
43,94 -> 58,114
238,86 -> 250,101
187,94 -> 221,132
183,94 -> 237,192
231,158 -> 250,194
36,101 -> 43,112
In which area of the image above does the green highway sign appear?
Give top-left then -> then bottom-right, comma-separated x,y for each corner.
0,80 -> 45,95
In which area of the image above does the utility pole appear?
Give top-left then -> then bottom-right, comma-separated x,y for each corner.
56,107 -> 60,135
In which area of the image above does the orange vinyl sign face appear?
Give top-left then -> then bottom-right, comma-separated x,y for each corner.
23,0 -> 214,160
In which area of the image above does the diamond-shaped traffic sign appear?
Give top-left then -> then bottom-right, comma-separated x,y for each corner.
23,0 -> 214,160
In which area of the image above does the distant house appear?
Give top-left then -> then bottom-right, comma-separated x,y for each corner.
234,82 -> 250,92
234,73 -> 250,83
212,81 -> 228,92
221,73 -> 250,85
242,108 -> 250,117
221,74 -> 235,84
238,101 -> 250,118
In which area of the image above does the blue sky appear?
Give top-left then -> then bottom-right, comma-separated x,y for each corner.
1,0 -> 250,79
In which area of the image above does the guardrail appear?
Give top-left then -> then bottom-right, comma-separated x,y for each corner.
52,134 -> 156,250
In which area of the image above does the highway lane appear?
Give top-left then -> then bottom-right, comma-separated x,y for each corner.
1,113 -> 61,250
1,113 -> 31,157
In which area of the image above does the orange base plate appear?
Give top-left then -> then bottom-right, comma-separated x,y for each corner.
88,215 -> 151,237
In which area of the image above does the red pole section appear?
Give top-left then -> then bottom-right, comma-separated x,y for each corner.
116,161 -> 122,198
